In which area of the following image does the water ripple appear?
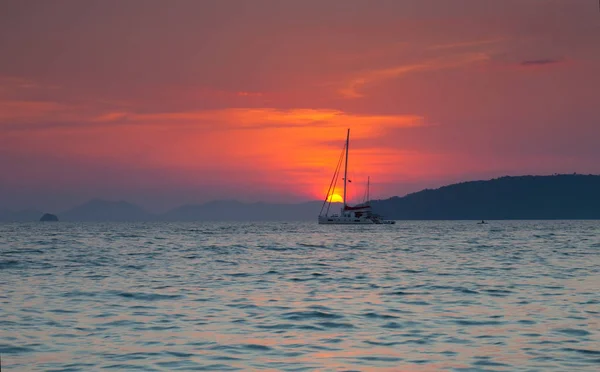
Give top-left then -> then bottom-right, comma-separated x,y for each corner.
1,220 -> 599,371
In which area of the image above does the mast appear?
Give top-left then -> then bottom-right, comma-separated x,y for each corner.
367,176 -> 370,205
343,128 -> 349,207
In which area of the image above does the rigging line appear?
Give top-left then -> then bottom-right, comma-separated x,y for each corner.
326,145 -> 344,216
367,176 -> 370,205
320,146 -> 341,214
325,143 -> 346,216
328,141 -> 346,213
320,143 -> 346,215
363,177 -> 371,204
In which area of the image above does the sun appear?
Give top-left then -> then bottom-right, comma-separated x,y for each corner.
326,193 -> 344,203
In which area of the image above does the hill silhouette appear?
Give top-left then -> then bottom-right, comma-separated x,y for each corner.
2,174 -> 598,221
162,200 -> 330,221
60,199 -> 155,221
370,174 -> 600,220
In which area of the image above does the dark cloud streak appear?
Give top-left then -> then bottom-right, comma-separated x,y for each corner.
520,59 -> 563,67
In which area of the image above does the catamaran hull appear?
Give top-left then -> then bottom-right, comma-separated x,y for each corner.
318,216 -> 396,225
318,217 -> 375,224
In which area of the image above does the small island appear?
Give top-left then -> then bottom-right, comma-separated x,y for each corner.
40,213 -> 59,222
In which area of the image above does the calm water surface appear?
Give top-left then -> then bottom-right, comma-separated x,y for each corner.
1,221 -> 599,371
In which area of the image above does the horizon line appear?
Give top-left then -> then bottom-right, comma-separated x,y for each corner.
2,172 -> 598,214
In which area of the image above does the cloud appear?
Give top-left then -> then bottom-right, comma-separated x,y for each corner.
339,52 -> 490,98
100,108 -> 424,134
236,91 -> 263,97
0,100 -> 74,123
0,101 -> 424,136
0,76 -> 61,97
0,76 -> 40,90
91,111 -> 130,122
0,104 -> 427,202
0,76 -> 82,127
519,59 -> 564,67
427,37 -> 507,51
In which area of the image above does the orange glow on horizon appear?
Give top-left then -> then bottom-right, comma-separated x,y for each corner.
2,104 -> 424,199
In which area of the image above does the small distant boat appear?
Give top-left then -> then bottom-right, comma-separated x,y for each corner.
318,129 -> 395,225
477,220 -> 487,224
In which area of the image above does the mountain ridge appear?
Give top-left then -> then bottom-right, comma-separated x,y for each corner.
370,174 -> 600,220
161,200 -> 330,221
1,174 -> 599,221
59,199 -> 156,222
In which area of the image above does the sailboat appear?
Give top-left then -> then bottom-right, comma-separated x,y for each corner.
318,129 -> 395,225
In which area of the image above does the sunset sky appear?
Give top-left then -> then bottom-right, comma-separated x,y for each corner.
1,0 -> 599,212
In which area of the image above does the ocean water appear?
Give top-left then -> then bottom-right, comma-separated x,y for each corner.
1,221 -> 599,371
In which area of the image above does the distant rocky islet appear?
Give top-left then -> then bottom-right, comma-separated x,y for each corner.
40,213 -> 59,222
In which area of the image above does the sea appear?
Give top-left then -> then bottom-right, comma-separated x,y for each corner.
1,221 -> 599,371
